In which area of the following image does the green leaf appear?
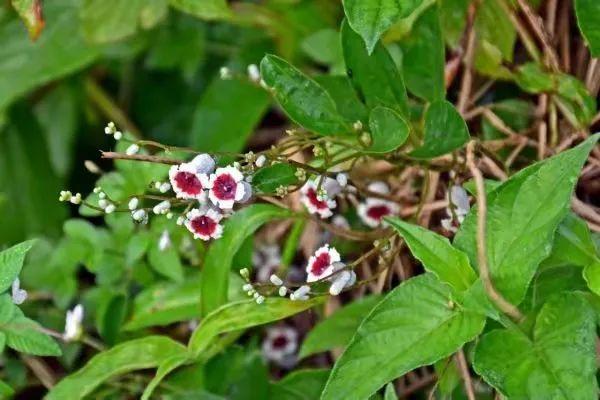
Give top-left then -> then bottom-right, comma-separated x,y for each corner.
314,76 -> 369,123
543,213 -> 599,269
142,353 -> 190,400
454,134 -> 600,305
125,279 -> 202,331
398,5 -> 445,102
299,295 -> 382,358
439,0 -> 469,48
190,77 -> 270,153
253,163 -> 299,193
169,0 -> 232,20
522,265 -> 587,314
473,292 -> 598,399
96,291 -> 127,345
322,274 -> 486,400
0,380 -> 14,398
148,240 -> 184,283
81,0 -> 148,44
341,20 -> 409,117
434,357 -> 461,396
201,204 -> 290,316
46,336 -> 188,400
0,0 -> 99,110
260,54 -> 350,136
0,240 -> 36,293
366,107 -> 409,153
515,63 -> 555,93
410,100 -> 469,158
574,0 -> 600,56
3,314 -> 61,356
385,218 -> 476,291
301,28 -> 344,67
342,0 -> 424,53
11,0 -> 44,40
270,369 -> 330,400
190,297 -> 323,358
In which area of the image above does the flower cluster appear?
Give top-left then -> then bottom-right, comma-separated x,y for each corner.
306,245 -> 356,296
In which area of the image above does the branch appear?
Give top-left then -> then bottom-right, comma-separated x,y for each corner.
101,151 -> 180,165
466,141 -> 524,321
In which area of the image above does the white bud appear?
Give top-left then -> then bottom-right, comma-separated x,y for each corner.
128,197 -> 139,210
292,285 -> 310,300
158,230 -> 171,251
70,193 -> 82,205
98,192 -> 106,199
113,131 -> 122,140
269,274 -> 283,286
166,212 -> 173,219
176,216 -> 185,226
153,200 -> 171,215
255,154 -> 267,168
278,286 -> 287,297
219,66 -> 231,80
329,271 -> 351,296
243,283 -> 253,292
190,153 -> 215,174
367,181 -> 390,195
239,268 -> 250,279
104,204 -> 116,214
125,144 -> 139,155
336,173 -> 348,187
247,64 -> 261,83
85,160 -> 102,174
98,199 -> 109,209
159,182 -> 171,193
239,181 -> 253,203
255,295 -> 265,304
132,209 -> 147,221
93,187 -> 102,194
353,120 -> 363,131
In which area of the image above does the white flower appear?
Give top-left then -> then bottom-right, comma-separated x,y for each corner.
248,64 -> 261,83
278,286 -> 288,297
125,144 -> 139,155
63,304 -> 84,342
158,230 -> 171,251
306,245 -> 341,282
262,326 -> 298,367
11,278 -> 27,305
255,154 -> 267,168
104,122 -> 116,135
300,180 -> 337,219
184,208 -> 224,241
153,200 -> 171,215
441,185 -> 470,233
70,193 -> 82,205
59,190 -> 72,202
169,162 -> 210,201
357,198 -> 399,228
238,181 -> 253,203
190,153 -> 216,175
128,197 -> 139,210
207,166 -> 246,209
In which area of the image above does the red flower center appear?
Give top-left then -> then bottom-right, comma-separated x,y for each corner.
272,335 -> 288,349
306,188 -> 328,209
213,174 -> 237,200
190,216 -> 217,236
366,205 -> 391,221
175,171 -> 203,195
311,252 -> 331,276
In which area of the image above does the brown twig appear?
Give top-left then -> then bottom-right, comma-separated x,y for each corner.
101,151 -> 180,165
456,349 -> 476,400
466,141 -> 524,321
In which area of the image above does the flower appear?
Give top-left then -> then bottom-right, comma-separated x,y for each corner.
169,162 -> 209,201
306,245 -> 341,282
255,154 -> 267,168
300,180 -> 337,219
11,278 -> 27,305
64,304 -> 84,342
207,166 -> 246,209
128,197 -> 139,210
290,285 -> 310,301
158,230 -> 171,251
152,200 -> 171,215
367,181 -> 390,195
262,326 -> 298,367
357,198 -> 399,228
184,208 -> 224,241
270,274 -> 283,286
132,209 -> 147,222
441,185 -> 470,233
